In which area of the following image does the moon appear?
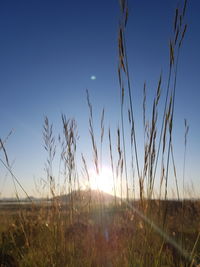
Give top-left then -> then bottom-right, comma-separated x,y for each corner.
90,75 -> 96,80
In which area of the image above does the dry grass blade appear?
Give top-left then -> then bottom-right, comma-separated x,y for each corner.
81,154 -> 90,184
125,8 -> 128,27
189,232 -> 200,267
118,66 -> 122,87
0,130 -> 13,152
174,8 -> 179,32
143,82 -> 146,134
121,86 -> 125,105
118,0 -> 140,182
116,127 -> 122,190
175,27 -> 179,45
156,74 -> 162,105
179,14 -> 182,29
0,158 -> 32,201
183,0 -> 188,18
108,128 -> 116,202
119,28 -> 124,57
100,108 -> 105,145
120,0 -> 126,13
170,40 -> 175,67
86,90 -> 99,175
184,119 -> 189,146
170,143 -> 180,199
100,108 -> 105,170
179,24 -> 187,48
43,116 -> 56,197
0,139 -> 9,166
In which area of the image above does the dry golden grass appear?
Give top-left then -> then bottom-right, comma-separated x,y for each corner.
1,0 -> 199,266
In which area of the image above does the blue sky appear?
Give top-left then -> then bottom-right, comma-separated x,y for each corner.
0,0 -> 199,197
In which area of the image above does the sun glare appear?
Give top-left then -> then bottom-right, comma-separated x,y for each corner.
89,166 -> 114,194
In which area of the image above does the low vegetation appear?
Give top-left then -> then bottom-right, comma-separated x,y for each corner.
1,0 -> 199,266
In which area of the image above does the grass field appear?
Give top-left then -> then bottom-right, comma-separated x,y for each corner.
1,0 -> 199,266
0,198 -> 200,266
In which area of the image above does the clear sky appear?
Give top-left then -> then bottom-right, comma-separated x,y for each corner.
0,0 -> 199,198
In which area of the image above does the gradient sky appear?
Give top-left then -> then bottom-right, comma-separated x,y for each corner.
0,0 -> 199,197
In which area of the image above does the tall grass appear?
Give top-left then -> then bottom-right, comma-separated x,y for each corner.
1,0 -> 200,266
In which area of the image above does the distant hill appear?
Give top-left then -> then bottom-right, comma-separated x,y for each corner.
0,190 -> 118,204
54,189 -> 119,205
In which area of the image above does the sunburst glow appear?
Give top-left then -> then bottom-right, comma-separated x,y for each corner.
89,166 -> 114,194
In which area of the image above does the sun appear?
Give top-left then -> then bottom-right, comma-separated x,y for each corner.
89,166 -> 114,194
